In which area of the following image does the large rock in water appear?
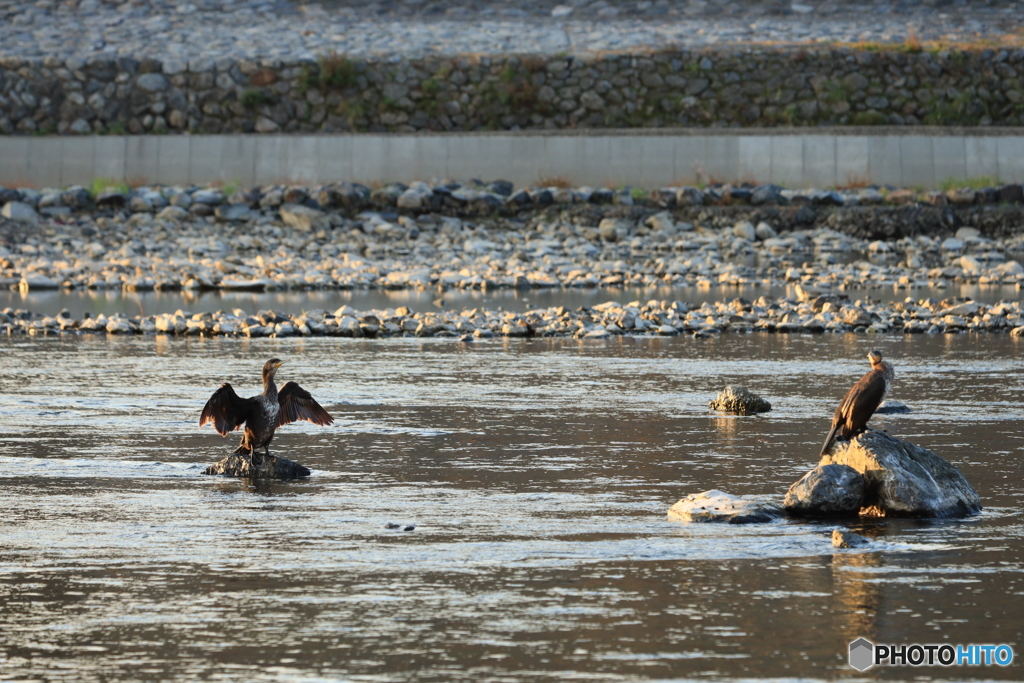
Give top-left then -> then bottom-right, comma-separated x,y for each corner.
785,431 -> 981,518
668,489 -> 784,524
203,454 -> 311,479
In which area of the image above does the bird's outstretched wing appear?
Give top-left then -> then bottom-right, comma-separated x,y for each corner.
199,383 -> 255,436
277,381 -> 334,428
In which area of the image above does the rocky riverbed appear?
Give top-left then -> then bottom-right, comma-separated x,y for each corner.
4,178 -> 1024,338
3,179 -> 1024,299
4,288 -> 1023,338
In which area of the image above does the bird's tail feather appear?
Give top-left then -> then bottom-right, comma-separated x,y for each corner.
820,423 -> 841,458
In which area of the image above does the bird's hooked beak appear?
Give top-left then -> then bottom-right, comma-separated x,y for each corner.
275,360 -> 286,368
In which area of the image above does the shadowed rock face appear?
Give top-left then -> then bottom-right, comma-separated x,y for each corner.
203,454 -> 311,479
784,464 -> 866,515
787,431 -> 981,518
668,489 -> 784,524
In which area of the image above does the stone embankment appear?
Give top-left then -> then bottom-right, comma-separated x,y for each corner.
4,46 -> 1024,135
3,0 -> 1022,132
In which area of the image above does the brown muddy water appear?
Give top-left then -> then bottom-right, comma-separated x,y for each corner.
0,332 -> 1022,682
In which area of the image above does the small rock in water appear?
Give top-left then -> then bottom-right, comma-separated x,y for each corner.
667,489 -> 783,524
708,386 -> 772,415
876,400 -> 911,414
384,522 -> 401,529
831,529 -> 870,549
203,453 -> 311,479
403,525 -> 416,531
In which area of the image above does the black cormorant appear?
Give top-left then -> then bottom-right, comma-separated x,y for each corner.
200,358 -> 334,463
820,350 -> 895,457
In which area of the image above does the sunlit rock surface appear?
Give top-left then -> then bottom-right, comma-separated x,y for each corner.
668,489 -> 783,524
708,386 -> 772,415
831,529 -> 870,549
788,431 -> 981,518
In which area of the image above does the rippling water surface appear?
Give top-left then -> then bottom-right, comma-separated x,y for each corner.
1,332 -> 1022,681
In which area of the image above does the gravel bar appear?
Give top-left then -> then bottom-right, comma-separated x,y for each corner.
1,0 -> 1021,62
3,176 -> 1024,339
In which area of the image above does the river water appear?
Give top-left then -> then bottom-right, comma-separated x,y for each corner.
2,281 -> 1022,319
1,332 -> 1022,681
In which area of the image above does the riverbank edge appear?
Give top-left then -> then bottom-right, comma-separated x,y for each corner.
4,294 -> 1023,340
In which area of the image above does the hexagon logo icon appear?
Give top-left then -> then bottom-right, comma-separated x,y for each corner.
849,638 -> 875,671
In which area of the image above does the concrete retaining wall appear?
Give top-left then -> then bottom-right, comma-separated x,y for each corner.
1,130 -> 1022,189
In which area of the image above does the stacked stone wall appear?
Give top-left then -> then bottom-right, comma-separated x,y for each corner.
1,46 -> 1023,135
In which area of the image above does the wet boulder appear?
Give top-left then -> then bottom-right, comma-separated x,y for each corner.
203,453 -> 311,479
876,400 -> 911,414
790,431 -> 980,518
784,464 -> 865,515
708,386 -> 772,415
668,490 -> 783,524
832,529 -> 870,548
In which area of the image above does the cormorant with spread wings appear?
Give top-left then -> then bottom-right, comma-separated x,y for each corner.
200,358 -> 334,464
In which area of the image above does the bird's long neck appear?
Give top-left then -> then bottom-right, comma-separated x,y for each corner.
874,360 -> 895,394
262,372 -> 278,398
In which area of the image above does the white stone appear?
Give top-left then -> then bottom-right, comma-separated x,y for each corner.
19,274 -> 59,290
729,220 -> 754,241
156,205 -> 189,221
280,203 -> 329,232
755,221 -> 777,240
668,490 -> 782,523
2,201 -> 38,223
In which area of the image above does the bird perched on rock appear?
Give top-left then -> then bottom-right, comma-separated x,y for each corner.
820,350 -> 895,457
200,358 -> 333,464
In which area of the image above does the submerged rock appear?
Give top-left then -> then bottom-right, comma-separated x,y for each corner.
876,400 -> 911,414
832,529 -> 870,548
790,431 -> 981,518
203,453 -> 311,479
667,489 -> 783,524
708,386 -> 772,415
784,464 -> 866,515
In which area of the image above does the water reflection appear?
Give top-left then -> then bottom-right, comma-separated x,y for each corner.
0,333 -> 1021,681
3,281 -> 1022,317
